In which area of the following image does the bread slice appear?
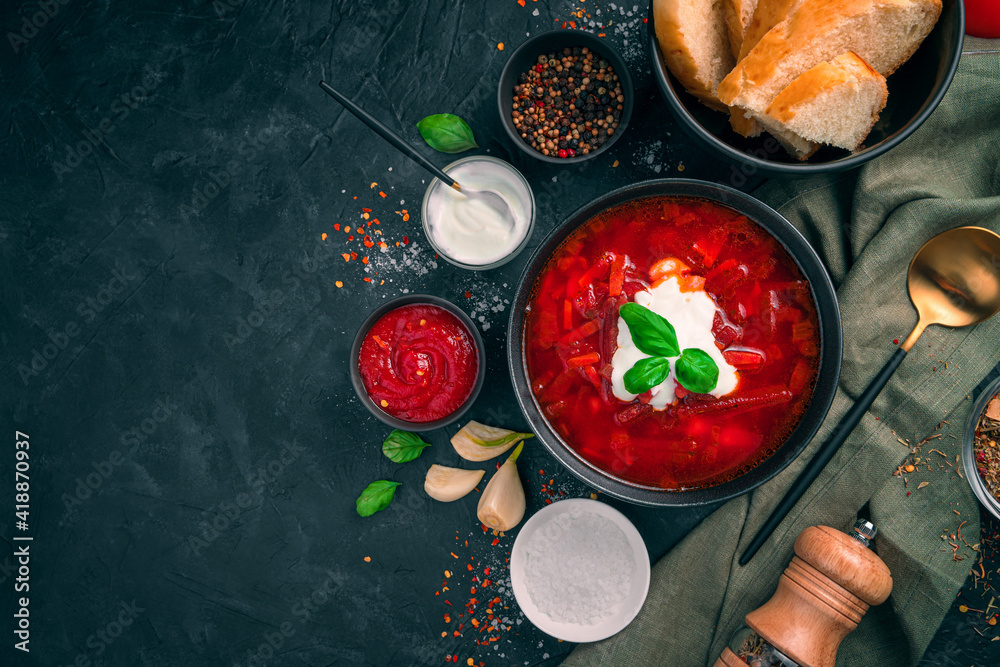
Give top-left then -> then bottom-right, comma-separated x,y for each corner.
723,0 -> 759,58
737,0 -> 801,61
717,0 -> 941,117
765,52 -> 889,151
654,0 -> 735,112
755,115 -> 820,160
727,0 -> 799,137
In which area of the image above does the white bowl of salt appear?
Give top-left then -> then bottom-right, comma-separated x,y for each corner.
510,498 -> 650,642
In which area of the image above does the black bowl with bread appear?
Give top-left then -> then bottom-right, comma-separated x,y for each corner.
647,0 -> 965,176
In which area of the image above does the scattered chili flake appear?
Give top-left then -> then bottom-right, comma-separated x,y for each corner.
362,207 -> 372,213
403,236 -> 409,244
344,225 -> 351,233
451,552 -> 459,558
445,570 -> 452,578
363,276 -> 372,283
364,235 -> 374,248
370,182 -> 377,189
348,235 -> 354,241
341,253 -> 351,262
467,563 -> 473,571
335,280 -> 343,288
362,256 -> 369,264
334,223 -> 340,231
893,338 -> 900,345
351,252 -> 358,260
379,191 -> 387,198
362,213 -> 370,220
491,538 -> 499,546
321,232 -> 328,240
364,556 -> 371,562
464,291 -> 472,298
518,0 -> 525,5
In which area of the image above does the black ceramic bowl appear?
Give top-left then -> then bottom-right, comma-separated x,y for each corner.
507,179 -> 843,506
962,375 -> 1000,520
350,294 -> 486,432
646,0 -> 965,176
498,29 -> 634,164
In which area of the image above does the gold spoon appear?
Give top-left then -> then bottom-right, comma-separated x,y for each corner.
741,226 -> 1000,565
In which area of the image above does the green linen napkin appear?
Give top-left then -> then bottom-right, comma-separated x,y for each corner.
566,43 -> 1000,667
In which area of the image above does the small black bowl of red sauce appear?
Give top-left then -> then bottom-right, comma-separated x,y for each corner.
351,295 -> 485,431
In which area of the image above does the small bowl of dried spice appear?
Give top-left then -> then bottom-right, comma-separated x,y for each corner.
498,30 -> 633,164
964,375 -> 1000,519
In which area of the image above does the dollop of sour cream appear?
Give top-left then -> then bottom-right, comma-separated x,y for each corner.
611,277 -> 738,409
423,157 -> 533,267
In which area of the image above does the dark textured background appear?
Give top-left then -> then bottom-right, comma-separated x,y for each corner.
0,1 -> 996,665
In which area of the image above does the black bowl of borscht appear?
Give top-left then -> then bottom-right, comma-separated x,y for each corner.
508,179 -> 842,506
352,295 -> 485,432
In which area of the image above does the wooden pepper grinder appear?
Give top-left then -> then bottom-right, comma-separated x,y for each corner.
714,520 -> 893,667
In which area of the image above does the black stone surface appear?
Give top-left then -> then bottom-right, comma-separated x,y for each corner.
0,1 -> 996,666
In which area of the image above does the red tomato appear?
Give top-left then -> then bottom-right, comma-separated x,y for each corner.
966,0 -> 1000,38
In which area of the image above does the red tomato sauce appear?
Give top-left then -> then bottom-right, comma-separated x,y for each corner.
524,196 -> 821,490
359,304 -> 479,423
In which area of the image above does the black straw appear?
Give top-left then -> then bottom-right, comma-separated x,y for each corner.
318,81 -> 456,188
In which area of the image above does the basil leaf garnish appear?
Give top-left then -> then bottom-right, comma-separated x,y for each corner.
382,429 -> 431,463
623,356 -> 671,395
675,348 -> 719,394
416,114 -> 479,153
619,303 -> 680,357
356,480 -> 401,517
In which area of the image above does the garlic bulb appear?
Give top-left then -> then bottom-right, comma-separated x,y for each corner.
424,465 -> 485,502
451,421 -> 534,461
477,442 -> 526,532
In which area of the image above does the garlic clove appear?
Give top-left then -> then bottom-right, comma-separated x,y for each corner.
424,465 -> 485,502
477,442 -> 526,532
451,421 -> 534,461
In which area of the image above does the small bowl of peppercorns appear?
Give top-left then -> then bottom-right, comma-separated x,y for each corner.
498,30 -> 633,164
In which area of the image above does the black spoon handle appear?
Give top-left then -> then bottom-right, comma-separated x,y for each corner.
739,346 -> 909,566
318,80 -> 457,188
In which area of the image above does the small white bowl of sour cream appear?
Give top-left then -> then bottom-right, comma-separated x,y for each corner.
421,155 -> 535,270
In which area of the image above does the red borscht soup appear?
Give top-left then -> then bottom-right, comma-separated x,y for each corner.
523,196 -> 821,490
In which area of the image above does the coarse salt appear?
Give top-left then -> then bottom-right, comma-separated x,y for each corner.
522,505 -> 633,625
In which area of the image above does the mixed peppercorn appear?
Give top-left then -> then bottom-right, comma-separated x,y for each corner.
511,47 -> 624,158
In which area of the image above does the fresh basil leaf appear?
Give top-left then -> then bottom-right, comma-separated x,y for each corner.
356,480 -> 401,517
675,348 -> 719,394
618,303 -> 680,357
623,356 -> 671,395
416,114 -> 479,153
382,429 -> 431,463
